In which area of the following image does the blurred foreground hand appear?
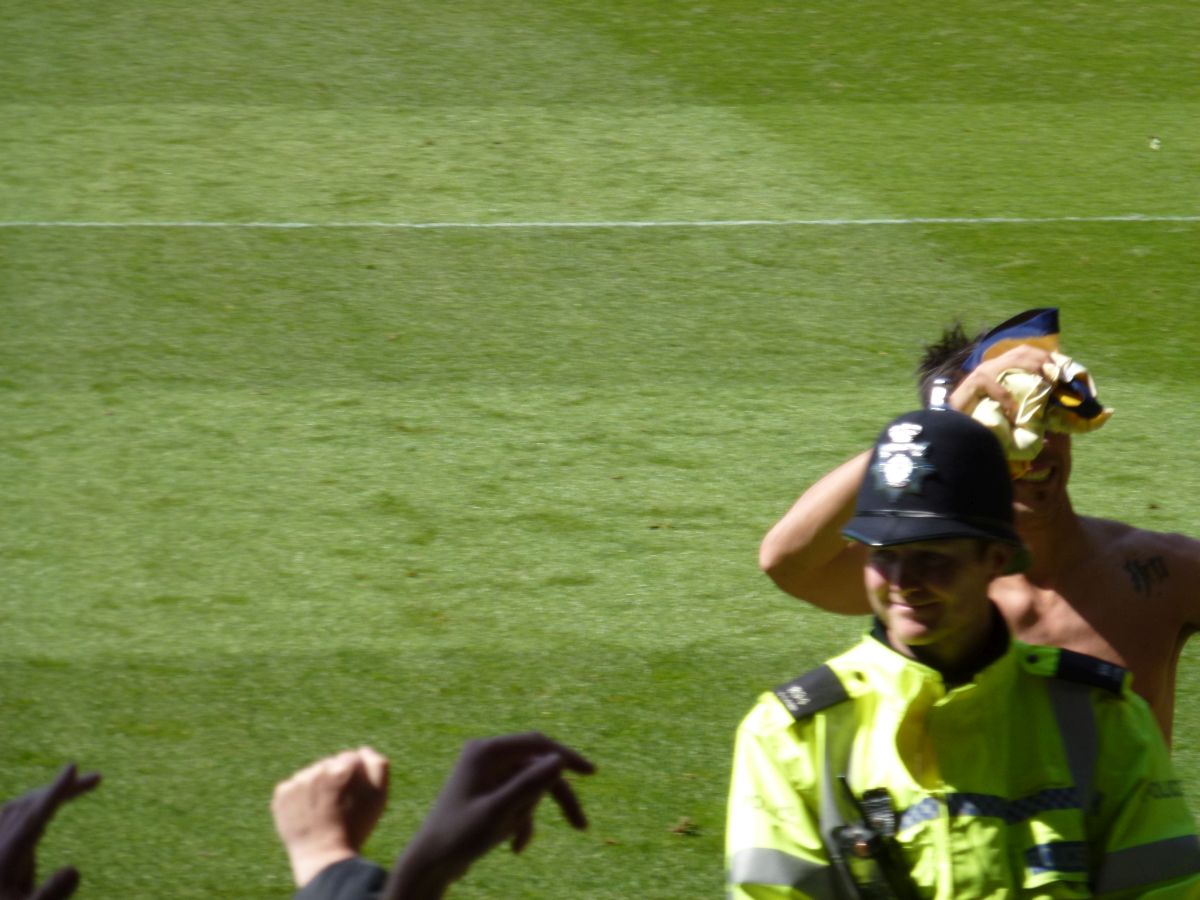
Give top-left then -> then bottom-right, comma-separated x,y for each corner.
272,747 -> 390,888
385,732 -> 595,900
0,764 -> 101,900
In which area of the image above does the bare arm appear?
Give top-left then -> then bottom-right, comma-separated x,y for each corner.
1167,531 -> 1200,634
759,345 -> 1053,613
758,451 -> 872,613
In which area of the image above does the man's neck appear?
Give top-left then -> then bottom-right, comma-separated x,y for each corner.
1016,498 -> 1088,584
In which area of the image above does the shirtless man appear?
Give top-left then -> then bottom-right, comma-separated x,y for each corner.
759,317 -> 1200,740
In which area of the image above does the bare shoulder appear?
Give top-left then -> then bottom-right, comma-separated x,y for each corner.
1082,515 -> 1200,562
1080,515 -> 1200,617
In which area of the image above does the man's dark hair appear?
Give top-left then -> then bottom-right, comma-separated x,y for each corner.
915,322 -> 983,405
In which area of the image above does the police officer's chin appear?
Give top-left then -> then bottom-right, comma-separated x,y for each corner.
884,602 -> 944,648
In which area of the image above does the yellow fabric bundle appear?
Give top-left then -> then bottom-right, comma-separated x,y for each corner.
971,352 -> 1113,477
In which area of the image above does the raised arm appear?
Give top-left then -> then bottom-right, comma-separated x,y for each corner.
384,732 -> 594,900
0,763 -> 101,900
271,747 -> 390,890
758,451 -> 872,614
760,345 -> 1056,613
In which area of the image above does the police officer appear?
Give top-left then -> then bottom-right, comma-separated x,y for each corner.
727,408 -> 1200,898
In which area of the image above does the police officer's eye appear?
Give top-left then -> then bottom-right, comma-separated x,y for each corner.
913,552 -> 956,572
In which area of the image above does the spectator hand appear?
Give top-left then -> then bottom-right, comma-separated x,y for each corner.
0,763 -> 101,900
272,746 -> 390,888
385,732 -> 595,900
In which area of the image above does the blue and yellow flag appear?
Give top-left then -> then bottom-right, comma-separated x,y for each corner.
963,307 -> 1106,422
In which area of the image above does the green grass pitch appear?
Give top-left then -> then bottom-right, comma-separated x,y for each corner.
3,3 -> 1200,897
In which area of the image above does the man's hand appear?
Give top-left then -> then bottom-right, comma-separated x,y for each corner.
272,746 -> 390,888
949,345 -> 1055,419
0,763 -> 101,900
385,732 -> 595,900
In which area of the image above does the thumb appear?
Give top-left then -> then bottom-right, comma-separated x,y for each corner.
356,746 -> 390,793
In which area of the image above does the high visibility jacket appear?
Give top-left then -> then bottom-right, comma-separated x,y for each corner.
726,632 -> 1200,898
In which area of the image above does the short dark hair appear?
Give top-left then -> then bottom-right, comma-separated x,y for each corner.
915,322 -> 983,405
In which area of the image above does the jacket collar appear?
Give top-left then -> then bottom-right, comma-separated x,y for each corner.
869,604 -> 1011,686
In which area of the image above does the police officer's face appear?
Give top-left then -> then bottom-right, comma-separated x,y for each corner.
864,539 -> 1012,666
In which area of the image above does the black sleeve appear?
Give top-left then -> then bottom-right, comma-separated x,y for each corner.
294,857 -> 388,900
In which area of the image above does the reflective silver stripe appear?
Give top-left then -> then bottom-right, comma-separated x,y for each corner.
1046,678 -> 1098,815
817,709 -> 861,899
728,847 -> 839,898
818,730 -> 847,837
1093,834 -> 1200,892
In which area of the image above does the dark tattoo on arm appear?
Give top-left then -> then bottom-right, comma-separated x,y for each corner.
1124,556 -> 1169,595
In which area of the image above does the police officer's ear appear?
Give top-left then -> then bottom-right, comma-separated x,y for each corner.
981,541 -> 1015,577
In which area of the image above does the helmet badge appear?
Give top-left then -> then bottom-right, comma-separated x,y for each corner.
872,423 -> 934,499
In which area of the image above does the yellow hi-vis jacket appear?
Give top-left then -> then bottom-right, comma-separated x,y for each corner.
726,632 -> 1200,898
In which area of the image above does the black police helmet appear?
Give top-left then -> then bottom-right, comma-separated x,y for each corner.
842,408 -> 1030,573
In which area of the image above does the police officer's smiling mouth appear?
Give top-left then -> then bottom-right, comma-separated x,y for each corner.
891,595 -> 939,614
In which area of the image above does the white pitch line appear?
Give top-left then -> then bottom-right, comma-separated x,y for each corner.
1,215 -> 1199,229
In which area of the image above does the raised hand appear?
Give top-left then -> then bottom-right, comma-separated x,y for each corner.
272,746 -> 390,888
385,732 -> 595,900
0,764 -> 101,900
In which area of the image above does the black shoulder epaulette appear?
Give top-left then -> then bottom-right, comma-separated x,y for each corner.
773,664 -> 850,720
1054,648 -> 1127,696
